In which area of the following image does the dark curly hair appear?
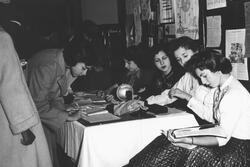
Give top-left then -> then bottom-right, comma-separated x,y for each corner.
170,36 -> 200,53
63,36 -> 85,67
150,43 -> 181,70
186,49 -> 232,77
124,44 -> 151,69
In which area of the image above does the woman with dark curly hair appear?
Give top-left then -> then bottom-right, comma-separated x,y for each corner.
141,44 -> 185,99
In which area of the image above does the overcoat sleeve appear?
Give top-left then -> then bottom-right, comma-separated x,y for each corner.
0,29 -> 39,134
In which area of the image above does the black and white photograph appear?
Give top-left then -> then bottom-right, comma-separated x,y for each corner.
1,0 -> 250,167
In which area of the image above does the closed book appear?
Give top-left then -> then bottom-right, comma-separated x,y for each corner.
81,112 -> 120,123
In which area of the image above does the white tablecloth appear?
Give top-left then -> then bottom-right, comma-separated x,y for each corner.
57,110 -> 198,167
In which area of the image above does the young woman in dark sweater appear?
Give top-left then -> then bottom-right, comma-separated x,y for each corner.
140,44 -> 185,109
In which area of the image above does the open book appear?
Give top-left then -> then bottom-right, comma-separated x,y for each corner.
172,124 -> 227,139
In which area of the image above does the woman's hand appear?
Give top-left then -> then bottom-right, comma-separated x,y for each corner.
168,88 -> 192,101
105,94 -> 119,104
21,129 -> 36,146
164,129 -> 196,149
127,100 -> 148,112
96,90 -> 105,98
167,129 -> 183,143
67,110 -> 81,122
137,87 -> 146,93
162,129 -> 191,144
66,102 -> 79,112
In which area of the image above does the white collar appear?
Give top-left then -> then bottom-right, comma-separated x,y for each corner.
220,75 -> 233,90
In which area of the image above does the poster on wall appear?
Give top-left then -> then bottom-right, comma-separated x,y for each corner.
207,0 -> 226,10
125,0 -> 142,47
141,0 -> 151,21
226,29 -> 249,81
134,3 -> 142,46
206,15 -> 221,47
159,0 -> 174,24
173,0 -> 199,40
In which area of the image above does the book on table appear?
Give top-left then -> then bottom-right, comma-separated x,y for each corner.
171,124 -> 227,139
81,111 -> 121,123
78,104 -> 108,115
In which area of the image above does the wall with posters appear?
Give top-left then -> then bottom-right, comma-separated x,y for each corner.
203,0 -> 250,89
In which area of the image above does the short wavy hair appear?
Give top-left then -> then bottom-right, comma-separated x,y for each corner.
63,36 -> 85,67
170,36 -> 200,53
124,44 -> 151,69
186,49 -> 232,76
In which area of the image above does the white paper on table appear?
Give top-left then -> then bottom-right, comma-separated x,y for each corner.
226,29 -> 249,80
206,16 -> 221,47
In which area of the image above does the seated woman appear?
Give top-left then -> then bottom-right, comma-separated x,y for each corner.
103,44 -> 154,115
140,44 -> 185,103
126,50 -> 250,167
105,44 -> 154,104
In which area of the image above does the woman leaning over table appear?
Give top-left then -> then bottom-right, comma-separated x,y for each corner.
26,36 -> 87,167
126,50 -> 250,167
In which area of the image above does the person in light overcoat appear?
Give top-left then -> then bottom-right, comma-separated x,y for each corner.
26,36 -> 88,167
0,26 -> 52,167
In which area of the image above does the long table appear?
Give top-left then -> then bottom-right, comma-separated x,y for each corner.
57,109 -> 198,167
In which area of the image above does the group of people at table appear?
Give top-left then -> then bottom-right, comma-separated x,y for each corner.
1,19 -> 250,167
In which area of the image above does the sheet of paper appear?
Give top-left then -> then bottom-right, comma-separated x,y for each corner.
206,16 -> 221,47
207,0 -> 227,10
226,29 -> 249,80
231,59 -> 249,81
159,0 -> 174,23
80,105 -> 108,115
173,0 -> 199,39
